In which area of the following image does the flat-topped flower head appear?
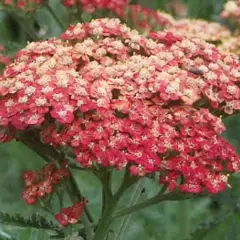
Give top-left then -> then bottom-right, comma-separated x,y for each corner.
1,18 -> 240,194
120,5 -> 175,34
221,0 -> 240,24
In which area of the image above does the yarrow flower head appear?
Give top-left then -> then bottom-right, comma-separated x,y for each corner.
221,0 -> 240,24
1,18 -> 240,194
120,6 -> 230,42
121,5 -> 175,34
167,19 -> 231,43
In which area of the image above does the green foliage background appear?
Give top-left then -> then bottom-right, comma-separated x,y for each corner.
1,0 -> 240,239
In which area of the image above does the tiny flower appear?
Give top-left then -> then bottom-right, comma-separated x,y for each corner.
55,198 -> 87,227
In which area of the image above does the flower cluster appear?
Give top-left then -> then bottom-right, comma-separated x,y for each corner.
22,161 -> 70,204
1,18 -> 240,194
0,45 -> 12,144
167,19 -> 231,43
221,0 -> 240,24
120,5 -> 230,42
2,0 -> 43,10
55,198 -> 87,227
63,0 -> 128,15
121,5 -> 175,34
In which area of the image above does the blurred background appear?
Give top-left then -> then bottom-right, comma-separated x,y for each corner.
1,0 -> 240,239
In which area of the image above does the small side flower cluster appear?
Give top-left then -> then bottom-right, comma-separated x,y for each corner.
221,0 -> 240,24
63,0 -> 128,15
22,161 -> 70,205
1,18 -> 240,194
55,198 -> 87,227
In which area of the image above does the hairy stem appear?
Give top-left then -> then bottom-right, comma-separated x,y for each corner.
113,190 -> 208,219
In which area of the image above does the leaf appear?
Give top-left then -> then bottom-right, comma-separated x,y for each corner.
0,212 -> 60,232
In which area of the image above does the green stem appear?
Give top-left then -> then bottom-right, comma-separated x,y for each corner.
114,179 -> 145,240
81,212 -> 94,240
96,169 -> 113,199
113,191 -> 208,219
45,4 -> 65,31
92,169 -> 137,240
68,175 -> 94,224
21,139 -> 51,162
93,168 -> 114,215
92,200 -> 117,240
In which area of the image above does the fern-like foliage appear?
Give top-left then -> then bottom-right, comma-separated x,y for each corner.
0,212 -> 60,231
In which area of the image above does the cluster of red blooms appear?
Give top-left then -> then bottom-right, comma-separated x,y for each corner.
221,0 -> 240,24
120,5 -> 230,42
0,45 -> 12,143
1,18 -> 240,194
21,161 -> 70,205
63,0 -> 128,15
55,198 -> 87,227
2,0 -> 43,9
